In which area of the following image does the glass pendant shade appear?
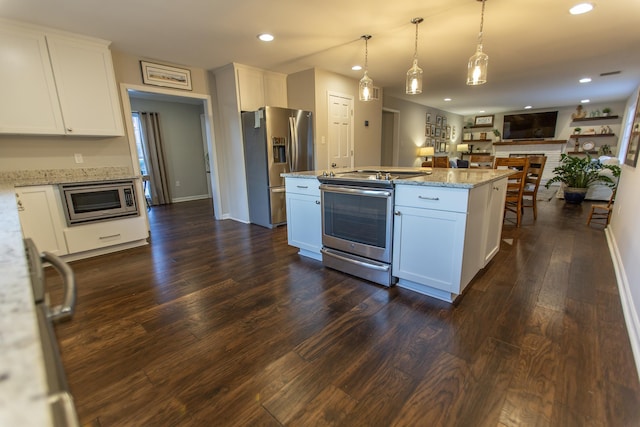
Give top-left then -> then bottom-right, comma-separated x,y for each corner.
466,44 -> 488,85
359,71 -> 374,101
406,59 -> 423,94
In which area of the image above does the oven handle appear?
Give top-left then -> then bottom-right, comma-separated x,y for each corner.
41,251 -> 76,323
319,184 -> 392,198
321,248 -> 390,272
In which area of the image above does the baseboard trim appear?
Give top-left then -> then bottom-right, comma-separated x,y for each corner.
171,194 -> 211,203
606,227 -> 640,381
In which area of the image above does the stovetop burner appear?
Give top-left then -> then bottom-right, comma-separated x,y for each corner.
318,169 -> 431,188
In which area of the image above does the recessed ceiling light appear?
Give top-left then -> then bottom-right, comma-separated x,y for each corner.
579,77 -> 592,83
444,98 -> 452,102
569,3 -> 594,15
352,65 -> 362,71
479,110 -> 486,113
524,105 -> 533,109
257,33 -> 274,42
581,99 -> 591,103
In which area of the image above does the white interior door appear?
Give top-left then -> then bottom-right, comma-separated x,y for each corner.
328,93 -> 353,169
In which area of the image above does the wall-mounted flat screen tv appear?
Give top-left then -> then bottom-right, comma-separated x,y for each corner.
502,111 -> 558,140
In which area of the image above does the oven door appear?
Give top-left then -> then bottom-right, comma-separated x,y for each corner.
320,184 -> 394,263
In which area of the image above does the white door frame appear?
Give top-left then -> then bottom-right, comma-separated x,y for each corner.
120,83 -> 223,220
327,91 -> 354,169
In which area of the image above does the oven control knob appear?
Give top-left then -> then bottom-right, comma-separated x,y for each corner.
329,171 -> 335,177
375,172 -> 382,180
321,171 -> 328,177
385,173 -> 391,180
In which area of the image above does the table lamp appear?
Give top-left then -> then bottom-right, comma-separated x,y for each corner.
418,146 -> 435,161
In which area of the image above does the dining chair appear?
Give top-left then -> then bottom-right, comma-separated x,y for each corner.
433,156 -> 450,168
521,155 -> 547,220
469,154 -> 494,169
587,188 -> 617,226
494,157 -> 530,227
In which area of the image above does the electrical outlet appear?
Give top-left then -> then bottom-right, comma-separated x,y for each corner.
176,180 -> 181,187
74,153 -> 83,164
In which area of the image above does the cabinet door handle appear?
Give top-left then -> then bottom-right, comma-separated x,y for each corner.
418,196 -> 440,201
99,234 -> 121,240
296,185 -> 308,189
493,186 -> 500,191
394,211 -> 401,216
315,200 -> 320,205
66,128 -> 73,133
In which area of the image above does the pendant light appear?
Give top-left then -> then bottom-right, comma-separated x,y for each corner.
359,35 -> 374,101
406,17 -> 424,95
467,0 -> 489,85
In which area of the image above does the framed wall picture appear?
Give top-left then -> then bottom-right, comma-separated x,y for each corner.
445,126 -> 451,139
480,132 -> 487,140
624,92 -> 640,167
435,127 -> 441,138
425,124 -> 431,137
140,61 -> 193,91
426,113 -> 432,124
439,141 -> 446,152
474,114 -> 494,127
436,115 -> 443,127
431,125 -> 436,136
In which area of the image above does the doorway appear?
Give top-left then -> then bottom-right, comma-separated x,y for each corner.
120,84 -> 222,221
381,108 -> 400,166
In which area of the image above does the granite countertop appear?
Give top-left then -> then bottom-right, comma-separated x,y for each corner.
283,167 -> 514,188
0,166 -> 136,187
0,184 -> 52,426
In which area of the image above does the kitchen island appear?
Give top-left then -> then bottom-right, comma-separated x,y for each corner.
283,167 -> 514,302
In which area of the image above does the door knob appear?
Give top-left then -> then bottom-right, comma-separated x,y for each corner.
331,163 -> 337,167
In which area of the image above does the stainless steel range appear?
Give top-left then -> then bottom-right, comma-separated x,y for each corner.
318,169 -> 429,286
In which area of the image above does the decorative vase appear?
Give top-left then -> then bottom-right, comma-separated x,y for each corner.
564,187 -> 588,204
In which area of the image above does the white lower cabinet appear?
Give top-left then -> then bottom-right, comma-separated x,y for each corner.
285,177 -> 322,260
392,179 -> 507,302
15,186 -> 68,256
64,216 -> 148,254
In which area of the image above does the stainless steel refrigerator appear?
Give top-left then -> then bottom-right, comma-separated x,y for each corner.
241,106 -> 314,228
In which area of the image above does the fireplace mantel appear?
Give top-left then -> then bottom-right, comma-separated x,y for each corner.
493,140 -> 567,146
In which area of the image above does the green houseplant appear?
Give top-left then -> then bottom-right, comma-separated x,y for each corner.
545,154 -> 621,204
602,107 -> 612,117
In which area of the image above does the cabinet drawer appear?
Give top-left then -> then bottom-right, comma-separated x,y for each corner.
64,216 -> 147,254
285,177 -> 320,196
395,185 -> 469,213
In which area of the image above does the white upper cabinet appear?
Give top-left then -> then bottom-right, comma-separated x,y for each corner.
0,20 -> 124,136
236,64 -> 287,111
0,24 -> 65,134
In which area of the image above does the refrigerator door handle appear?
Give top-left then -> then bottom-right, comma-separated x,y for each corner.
288,116 -> 298,171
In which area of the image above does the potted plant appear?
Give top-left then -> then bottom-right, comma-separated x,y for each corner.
545,154 -> 621,204
492,128 -> 501,142
602,107 -> 612,117
599,144 -> 612,156
573,127 -> 582,135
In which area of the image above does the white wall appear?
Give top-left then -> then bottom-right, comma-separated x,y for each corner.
382,95 -> 463,167
608,86 -> 640,378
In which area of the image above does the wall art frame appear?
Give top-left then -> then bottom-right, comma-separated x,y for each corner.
140,61 -> 193,91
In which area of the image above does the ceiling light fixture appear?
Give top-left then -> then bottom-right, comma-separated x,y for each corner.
579,77 -> 592,83
406,17 -> 424,95
359,35 -> 374,102
467,0 -> 489,86
569,3 -> 594,15
352,65 -> 362,71
257,33 -> 274,42
581,99 -> 591,103
444,98 -> 452,102
524,105 -> 533,109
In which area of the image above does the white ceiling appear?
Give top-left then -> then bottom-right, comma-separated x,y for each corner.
2,0 -> 639,116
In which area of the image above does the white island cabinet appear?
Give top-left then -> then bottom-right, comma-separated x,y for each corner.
284,177 -> 322,261
392,177 -> 507,302
0,19 -> 124,136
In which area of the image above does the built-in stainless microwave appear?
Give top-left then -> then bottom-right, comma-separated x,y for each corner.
60,179 -> 139,226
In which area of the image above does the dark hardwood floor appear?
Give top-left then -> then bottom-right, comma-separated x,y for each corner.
46,195 -> 640,426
